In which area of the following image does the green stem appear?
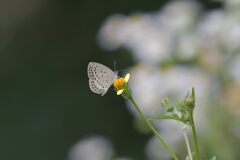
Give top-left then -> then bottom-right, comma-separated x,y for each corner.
183,129 -> 193,160
129,97 -> 179,160
191,116 -> 200,160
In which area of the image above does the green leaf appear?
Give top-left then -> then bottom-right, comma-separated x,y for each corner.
149,115 -> 184,123
192,87 -> 195,101
161,98 -> 174,112
175,101 -> 187,112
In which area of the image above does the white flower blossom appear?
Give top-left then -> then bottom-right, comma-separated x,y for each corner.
68,136 -> 114,160
156,0 -> 200,34
176,31 -> 201,60
97,14 -> 128,50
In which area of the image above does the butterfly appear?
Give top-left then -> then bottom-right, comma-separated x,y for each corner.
87,62 -> 118,96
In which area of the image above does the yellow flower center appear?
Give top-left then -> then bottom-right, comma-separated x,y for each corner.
113,78 -> 126,90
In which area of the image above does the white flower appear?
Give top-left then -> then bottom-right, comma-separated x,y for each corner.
98,13 -> 174,64
221,11 -> 240,52
120,14 -> 173,64
176,31 -> 201,60
157,0 -> 200,34
128,24 -> 173,64
97,14 -> 128,50
68,136 -> 114,160
197,10 -> 225,48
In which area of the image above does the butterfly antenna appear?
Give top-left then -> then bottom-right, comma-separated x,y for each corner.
113,60 -> 127,73
114,60 -> 117,71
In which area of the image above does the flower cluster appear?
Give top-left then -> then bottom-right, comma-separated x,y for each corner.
159,88 -> 195,126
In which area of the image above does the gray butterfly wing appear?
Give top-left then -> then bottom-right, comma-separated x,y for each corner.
88,62 -> 115,96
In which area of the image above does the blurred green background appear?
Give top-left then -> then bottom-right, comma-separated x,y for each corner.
0,0 -> 236,160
